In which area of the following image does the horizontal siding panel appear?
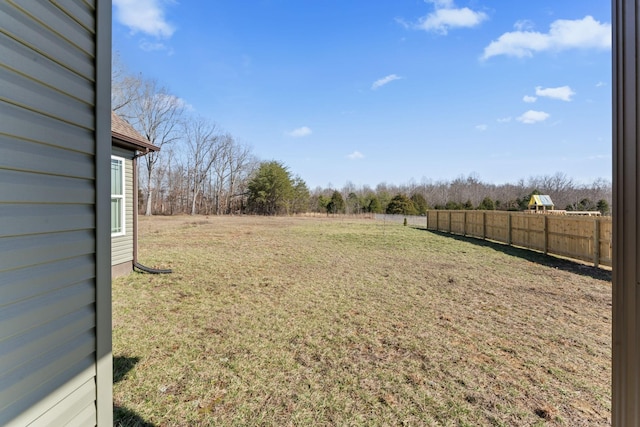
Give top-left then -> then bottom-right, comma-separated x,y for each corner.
0,330 -> 95,400
0,306 -> 94,379
30,378 -> 95,427
0,135 -> 93,178
0,352 -> 95,427
52,0 -> 95,33
0,0 -> 101,425
0,340 -> 95,410
61,400 -> 96,427
0,66 -> 93,129
0,2 -> 94,80
125,158 -> 134,225
0,256 -> 94,308
0,204 -> 94,237
0,169 -> 94,204
0,32 -> 93,104
0,230 -> 94,273
11,2 -> 94,56
0,102 -> 94,154
0,281 -> 94,342
4,365 -> 95,427
112,235 -> 133,266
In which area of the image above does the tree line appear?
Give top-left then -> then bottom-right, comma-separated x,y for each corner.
113,56 -> 259,215
307,173 -> 611,216
113,57 -> 611,217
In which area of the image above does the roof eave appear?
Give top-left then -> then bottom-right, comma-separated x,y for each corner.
111,131 -> 160,153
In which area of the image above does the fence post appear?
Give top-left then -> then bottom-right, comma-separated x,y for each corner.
594,218 -> 601,268
543,215 -> 548,255
507,213 -> 512,245
448,211 -> 452,233
463,211 -> 467,236
482,212 -> 486,239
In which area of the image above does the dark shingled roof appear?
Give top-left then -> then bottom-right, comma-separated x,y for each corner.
111,111 -> 160,153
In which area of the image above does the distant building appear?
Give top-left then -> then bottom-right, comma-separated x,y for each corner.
111,112 -> 160,277
528,195 -> 555,212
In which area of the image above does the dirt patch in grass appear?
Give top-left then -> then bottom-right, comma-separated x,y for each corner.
113,216 -> 611,426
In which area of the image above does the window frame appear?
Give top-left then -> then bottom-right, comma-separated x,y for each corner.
111,155 -> 126,237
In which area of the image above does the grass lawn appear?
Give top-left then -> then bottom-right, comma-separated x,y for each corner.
113,215 -> 611,426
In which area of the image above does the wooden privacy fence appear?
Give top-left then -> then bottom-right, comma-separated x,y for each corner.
376,212 -> 612,268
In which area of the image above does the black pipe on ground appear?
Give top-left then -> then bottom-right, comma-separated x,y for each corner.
133,262 -> 172,274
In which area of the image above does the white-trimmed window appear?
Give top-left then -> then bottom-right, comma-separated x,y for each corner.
111,156 -> 125,236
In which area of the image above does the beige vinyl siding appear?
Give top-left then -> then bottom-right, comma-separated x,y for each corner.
0,1 -> 111,426
111,147 -> 135,266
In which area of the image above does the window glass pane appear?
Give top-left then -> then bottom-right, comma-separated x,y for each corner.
111,197 -> 122,234
111,158 -> 123,195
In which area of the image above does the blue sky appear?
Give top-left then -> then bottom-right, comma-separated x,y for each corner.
112,0 -> 611,189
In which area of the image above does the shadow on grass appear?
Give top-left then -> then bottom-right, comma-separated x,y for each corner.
416,228 -> 612,282
114,356 -> 140,383
114,356 -> 156,427
114,406 -> 155,427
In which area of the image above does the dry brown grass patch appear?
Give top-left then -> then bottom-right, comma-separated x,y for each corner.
113,215 -> 611,426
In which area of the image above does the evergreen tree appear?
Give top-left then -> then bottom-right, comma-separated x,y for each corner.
597,199 -> 610,215
316,194 -> 330,213
410,193 -> 428,214
246,161 -> 308,215
290,176 -> 310,214
477,197 -> 495,210
386,194 -> 418,215
367,195 -> 382,213
327,190 -> 345,214
445,201 -> 462,210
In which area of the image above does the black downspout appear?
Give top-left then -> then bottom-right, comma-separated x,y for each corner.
132,150 -> 172,274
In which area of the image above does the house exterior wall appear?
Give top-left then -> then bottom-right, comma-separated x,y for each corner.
112,146 -> 135,276
0,1 -> 112,426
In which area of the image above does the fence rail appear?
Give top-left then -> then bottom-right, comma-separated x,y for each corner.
375,212 -> 612,268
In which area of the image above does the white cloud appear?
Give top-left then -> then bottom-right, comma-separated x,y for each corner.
535,85 -> 575,101
401,0 -> 487,35
372,74 -> 403,90
139,40 -> 175,55
418,8 -> 488,34
175,98 -> 194,112
475,124 -> 488,131
347,151 -> 364,160
482,16 -> 610,60
497,117 -> 512,123
286,126 -> 312,138
517,110 -> 550,124
514,19 -> 535,31
139,41 -> 166,51
113,0 -> 175,38
523,95 -> 537,103
596,81 -> 606,87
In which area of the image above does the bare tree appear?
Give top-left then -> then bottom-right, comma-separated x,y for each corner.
210,134 -> 234,215
225,143 -> 257,214
128,79 -> 184,215
111,53 -> 141,113
183,116 -> 222,215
